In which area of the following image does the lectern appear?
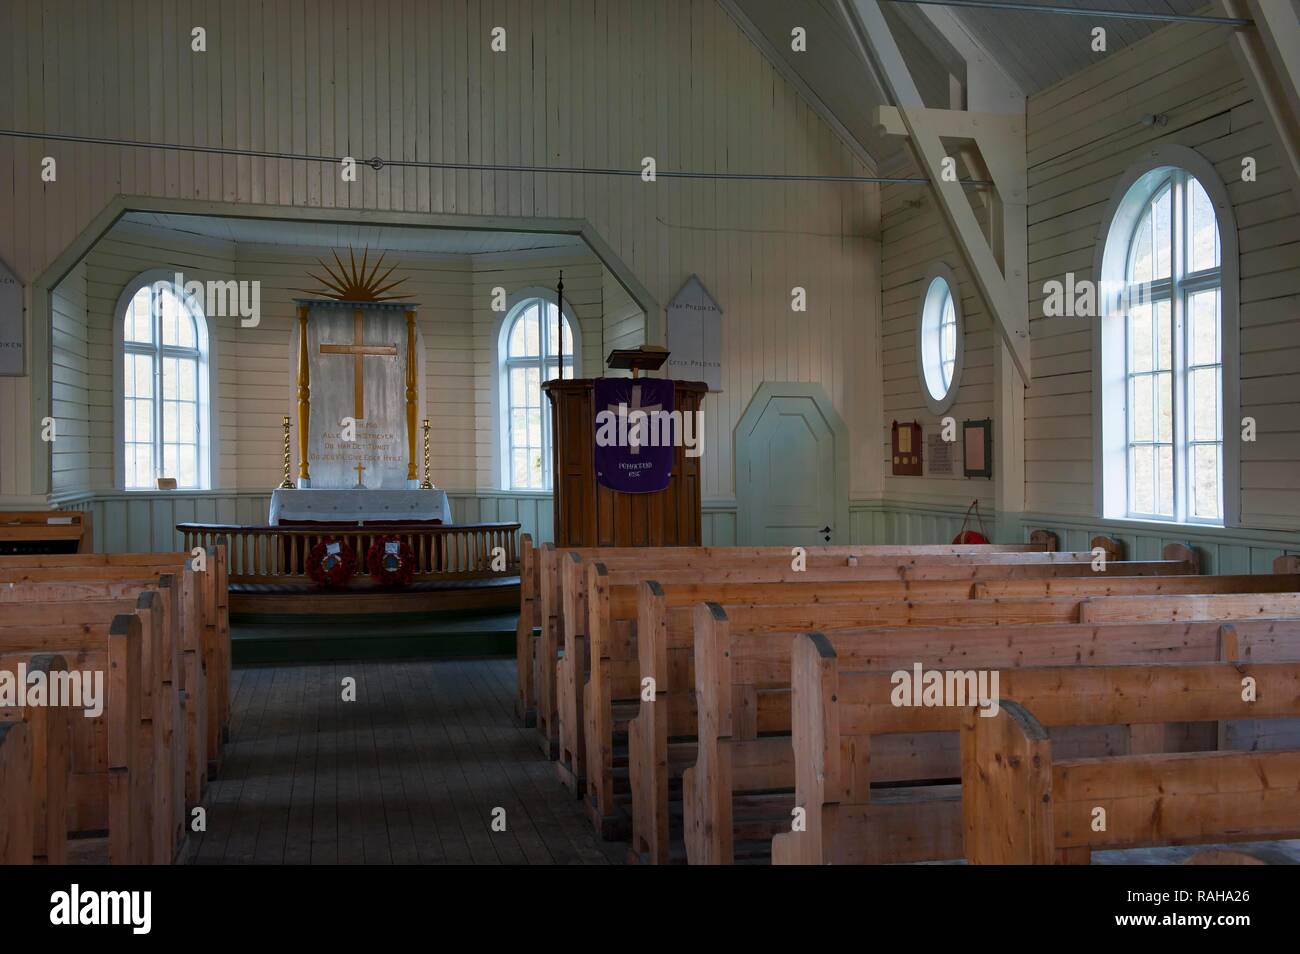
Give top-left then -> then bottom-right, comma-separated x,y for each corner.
542,374 -> 707,547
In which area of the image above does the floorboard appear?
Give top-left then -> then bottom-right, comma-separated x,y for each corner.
180,656 -> 625,865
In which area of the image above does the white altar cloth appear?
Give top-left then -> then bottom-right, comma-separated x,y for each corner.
269,488 -> 452,525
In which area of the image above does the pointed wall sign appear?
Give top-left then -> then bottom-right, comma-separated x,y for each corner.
665,274 -> 722,392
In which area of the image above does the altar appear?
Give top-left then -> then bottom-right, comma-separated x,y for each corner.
184,250 -> 520,617
268,488 -> 451,526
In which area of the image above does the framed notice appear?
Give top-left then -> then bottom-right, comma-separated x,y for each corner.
891,420 -> 922,476
927,432 -> 954,476
0,257 -> 22,376
963,419 -> 993,479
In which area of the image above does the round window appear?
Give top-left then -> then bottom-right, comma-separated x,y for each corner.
917,267 -> 962,413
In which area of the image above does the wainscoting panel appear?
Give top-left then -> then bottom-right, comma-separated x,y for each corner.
849,501 -> 1007,547
703,501 -> 738,546
1015,513 -> 1300,576
866,500 -> 1300,575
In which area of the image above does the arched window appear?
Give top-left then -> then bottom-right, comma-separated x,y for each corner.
1096,152 -> 1237,526
118,275 -> 212,490
917,265 -> 963,414
500,297 -> 576,490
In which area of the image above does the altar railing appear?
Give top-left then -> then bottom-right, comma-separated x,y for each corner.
177,522 -> 521,584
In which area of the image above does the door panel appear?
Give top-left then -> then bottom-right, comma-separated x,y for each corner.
742,395 -> 837,545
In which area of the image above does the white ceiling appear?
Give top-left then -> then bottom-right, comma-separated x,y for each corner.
118,212 -> 587,256
725,0 -> 958,167
732,0 -> 1233,169
947,0 -> 1213,94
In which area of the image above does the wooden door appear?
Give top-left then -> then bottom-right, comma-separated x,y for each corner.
738,392 -> 839,545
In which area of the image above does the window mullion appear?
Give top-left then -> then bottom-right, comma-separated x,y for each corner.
153,285 -> 164,482
1172,173 -> 1190,523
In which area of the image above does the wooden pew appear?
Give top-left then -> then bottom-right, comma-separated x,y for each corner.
0,510 -> 93,554
0,613 -> 143,864
530,541 -> 1053,750
0,654 -> 72,864
975,572 -> 1300,599
555,545 -> 1189,791
680,591 -> 1300,864
0,601 -> 160,863
0,568 -> 201,819
577,559 -> 1195,842
0,545 -> 231,739
0,721 -> 33,864
964,686 -> 1300,864
0,585 -> 183,862
0,546 -> 230,786
771,632 -> 1300,864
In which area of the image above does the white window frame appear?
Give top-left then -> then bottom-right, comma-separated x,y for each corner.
113,270 -> 217,491
495,288 -> 581,492
1094,145 -> 1239,528
916,263 -> 964,415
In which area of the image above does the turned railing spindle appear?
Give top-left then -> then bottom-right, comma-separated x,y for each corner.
174,522 -> 520,584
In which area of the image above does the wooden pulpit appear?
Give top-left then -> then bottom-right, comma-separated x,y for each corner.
542,378 -> 707,547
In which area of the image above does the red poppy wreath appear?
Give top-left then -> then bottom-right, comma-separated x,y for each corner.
367,535 -> 415,587
305,537 -> 357,588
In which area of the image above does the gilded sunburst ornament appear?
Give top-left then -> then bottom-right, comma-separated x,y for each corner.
299,247 -> 412,302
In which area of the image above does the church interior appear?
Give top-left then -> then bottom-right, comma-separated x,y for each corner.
2,0 -> 1300,891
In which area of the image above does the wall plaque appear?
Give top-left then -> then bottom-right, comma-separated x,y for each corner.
0,258 -> 23,376
926,432 -> 954,475
665,275 -> 722,392
963,418 -> 993,479
891,420 -> 922,476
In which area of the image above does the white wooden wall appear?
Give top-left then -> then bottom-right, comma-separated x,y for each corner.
57,220 -> 614,497
0,0 -> 882,508
470,253 -> 606,488
1023,20 -> 1300,534
879,170 -> 998,513
79,226 -> 238,491
50,261 -> 90,495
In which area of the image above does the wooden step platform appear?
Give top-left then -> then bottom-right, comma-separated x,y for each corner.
229,576 -> 520,615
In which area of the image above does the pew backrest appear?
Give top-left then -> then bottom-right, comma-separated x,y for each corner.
0,653 -> 71,864
0,511 -> 93,554
0,721 -> 33,864
0,613 -> 143,864
773,632 -> 1300,864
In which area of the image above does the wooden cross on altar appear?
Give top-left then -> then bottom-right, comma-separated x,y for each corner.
353,461 -> 366,488
319,310 -> 398,419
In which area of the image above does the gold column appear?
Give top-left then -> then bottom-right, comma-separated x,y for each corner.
296,303 -> 312,483
405,308 -> 419,484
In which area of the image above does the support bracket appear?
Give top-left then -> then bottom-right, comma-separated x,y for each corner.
843,0 -> 1030,384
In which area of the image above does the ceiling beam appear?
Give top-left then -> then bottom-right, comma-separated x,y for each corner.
840,0 -> 1031,383
910,2 -> 1025,110
881,0 -> 1249,26
1219,0 -> 1300,212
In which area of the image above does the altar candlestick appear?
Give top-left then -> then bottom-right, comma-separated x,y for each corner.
421,419 -> 434,489
279,416 -> 294,489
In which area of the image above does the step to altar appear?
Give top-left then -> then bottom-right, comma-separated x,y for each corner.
231,610 -> 518,664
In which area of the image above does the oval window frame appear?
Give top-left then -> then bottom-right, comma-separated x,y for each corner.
916,263 -> 963,415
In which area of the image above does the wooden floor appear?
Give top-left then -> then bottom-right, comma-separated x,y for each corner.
180,654 -> 1300,866
180,657 -> 625,864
